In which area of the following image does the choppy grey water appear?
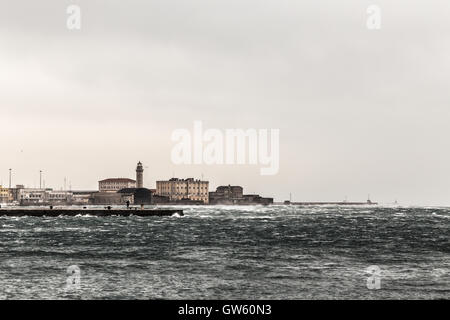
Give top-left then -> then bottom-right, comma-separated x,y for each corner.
0,205 -> 449,300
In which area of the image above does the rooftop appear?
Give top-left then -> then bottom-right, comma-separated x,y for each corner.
99,178 -> 136,183
157,178 -> 208,182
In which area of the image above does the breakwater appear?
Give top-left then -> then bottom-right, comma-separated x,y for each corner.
0,208 -> 183,217
288,201 -> 377,206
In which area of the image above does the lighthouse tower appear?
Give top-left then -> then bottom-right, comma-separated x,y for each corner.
136,161 -> 144,188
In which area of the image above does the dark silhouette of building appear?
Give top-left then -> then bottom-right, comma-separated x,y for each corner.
90,192 -> 132,205
209,185 -> 273,205
118,188 -> 152,205
136,162 -> 144,188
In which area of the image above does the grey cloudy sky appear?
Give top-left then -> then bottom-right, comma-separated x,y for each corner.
0,0 -> 449,205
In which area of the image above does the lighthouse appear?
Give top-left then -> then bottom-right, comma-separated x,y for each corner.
136,161 -> 144,188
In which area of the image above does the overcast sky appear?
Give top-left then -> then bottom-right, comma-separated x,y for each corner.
0,0 -> 449,205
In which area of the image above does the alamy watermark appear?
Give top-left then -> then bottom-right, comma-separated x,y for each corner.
171,121 -> 280,175
366,265 -> 381,290
65,265 -> 81,290
366,5 -> 381,30
67,5 -> 81,30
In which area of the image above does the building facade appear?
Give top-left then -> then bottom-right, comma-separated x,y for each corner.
209,185 -> 273,205
72,191 -> 95,205
90,192 -> 133,205
9,185 -> 25,202
0,186 -> 12,203
98,178 -> 136,192
18,189 -> 73,205
215,186 -> 243,199
156,178 -> 209,204
117,188 -> 152,205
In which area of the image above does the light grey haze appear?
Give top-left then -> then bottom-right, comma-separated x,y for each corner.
0,0 -> 449,205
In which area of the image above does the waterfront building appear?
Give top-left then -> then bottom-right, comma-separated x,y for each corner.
0,186 -> 12,203
211,185 -> 244,200
72,191 -> 95,205
241,194 -> 273,205
209,185 -> 273,205
9,185 -> 24,202
18,189 -> 46,204
151,194 -> 170,204
90,192 -> 133,205
98,178 -> 136,192
156,178 -> 209,204
117,188 -> 152,205
18,188 -> 73,205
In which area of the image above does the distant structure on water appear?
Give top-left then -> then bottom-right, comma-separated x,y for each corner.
283,198 -> 377,206
156,178 -> 209,204
209,185 -> 273,205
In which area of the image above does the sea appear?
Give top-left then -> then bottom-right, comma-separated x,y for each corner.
0,205 -> 448,300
